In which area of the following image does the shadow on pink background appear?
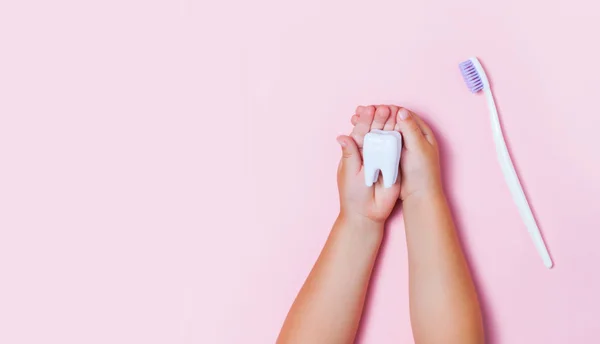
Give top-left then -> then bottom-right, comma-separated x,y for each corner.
1,1 -> 599,343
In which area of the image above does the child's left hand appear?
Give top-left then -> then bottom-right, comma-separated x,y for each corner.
336,105 -> 401,224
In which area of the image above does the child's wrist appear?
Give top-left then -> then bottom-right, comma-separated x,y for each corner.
404,182 -> 445,202
404,187 -> 446,207
336,212 -> 385,234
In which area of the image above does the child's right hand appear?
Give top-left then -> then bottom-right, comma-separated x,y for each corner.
350,105 -> 443,202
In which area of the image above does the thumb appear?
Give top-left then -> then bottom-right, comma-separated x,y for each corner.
393,108 -> 427,151
336,135 -> 362,174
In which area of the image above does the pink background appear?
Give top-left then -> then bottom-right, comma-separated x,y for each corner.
1,1 -> 599,343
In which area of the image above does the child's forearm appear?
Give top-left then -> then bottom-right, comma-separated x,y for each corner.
403,191 -> 484,344
277,215 -> 383,344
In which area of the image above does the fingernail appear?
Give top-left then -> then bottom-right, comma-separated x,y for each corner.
398,108 -> 410,120
337,137 -> 347,147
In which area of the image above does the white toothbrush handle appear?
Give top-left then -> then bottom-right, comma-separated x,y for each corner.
485,91 -> 553,268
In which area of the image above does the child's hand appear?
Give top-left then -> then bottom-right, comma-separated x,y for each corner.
348,105 -> 442,204
336,106 -> 402,224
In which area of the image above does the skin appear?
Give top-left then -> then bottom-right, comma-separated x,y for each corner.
277,105 -> 484,344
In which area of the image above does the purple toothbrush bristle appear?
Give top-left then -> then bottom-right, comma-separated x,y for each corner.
459,59 -> 484,93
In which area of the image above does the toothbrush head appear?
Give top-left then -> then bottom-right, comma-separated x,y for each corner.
459,57 -> 489,93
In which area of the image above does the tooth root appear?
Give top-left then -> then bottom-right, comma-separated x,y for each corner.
364,165 -> 378,187
381,163 -> 397,189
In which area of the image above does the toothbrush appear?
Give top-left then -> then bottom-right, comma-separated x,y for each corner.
459,57 -> 553,269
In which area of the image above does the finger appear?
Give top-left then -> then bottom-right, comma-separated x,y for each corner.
351,105 -> 375,147
394,108 -> 427,150
384,105 -> 398,131
370,105 -> 390,130
411,113 -> 437,145
336,135 -> 362,174
351,114 -> 359,126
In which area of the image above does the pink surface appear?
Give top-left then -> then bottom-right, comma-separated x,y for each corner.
1,1 -> 599,343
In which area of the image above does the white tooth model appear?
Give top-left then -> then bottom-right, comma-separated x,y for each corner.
363,129 -> 403,188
